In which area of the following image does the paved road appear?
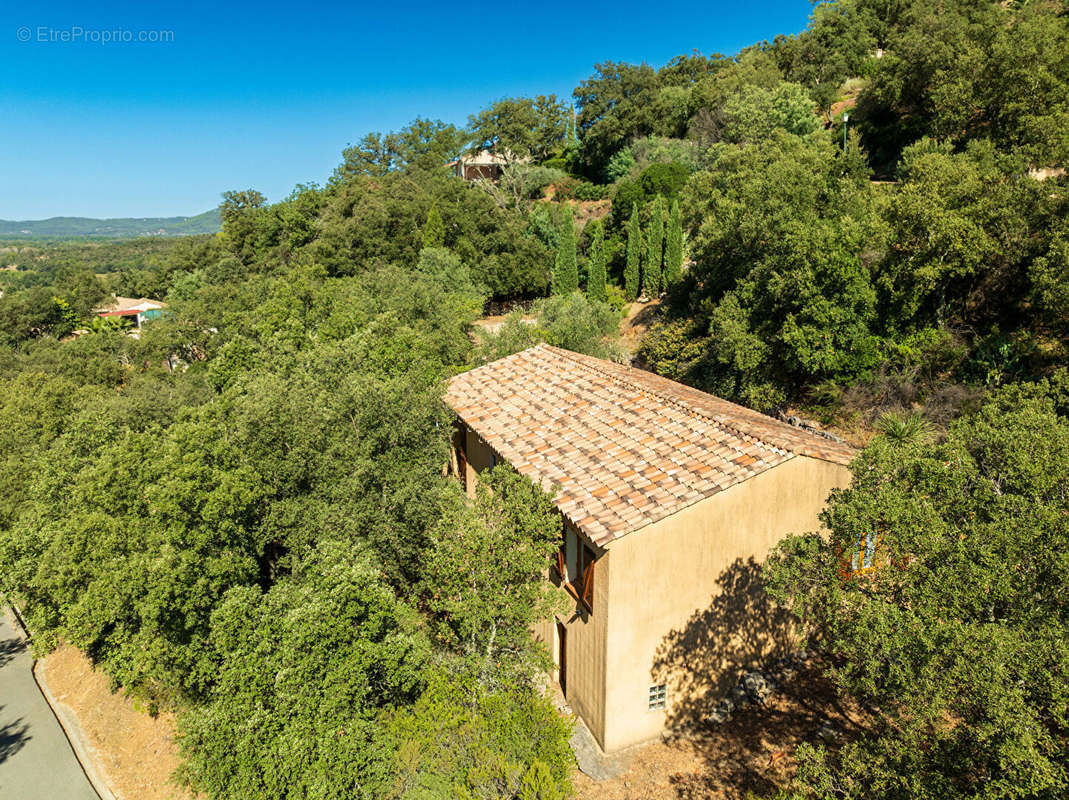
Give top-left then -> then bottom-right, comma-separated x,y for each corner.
0,611 -> 98,800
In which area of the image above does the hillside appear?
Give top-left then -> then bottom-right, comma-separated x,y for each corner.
0,209 -> 221,238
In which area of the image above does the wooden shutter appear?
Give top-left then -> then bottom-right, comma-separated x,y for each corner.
580,553 -> 595,611
835,541 -> 851,582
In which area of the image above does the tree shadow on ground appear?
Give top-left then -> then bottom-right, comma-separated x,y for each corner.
0,636 -> 22,669
665,663 -> 851,800
652,557 -> 796,735
0,711 -> 30,764
644,558 -> 874,800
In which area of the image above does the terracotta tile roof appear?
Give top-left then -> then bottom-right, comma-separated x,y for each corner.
444,344 -> 854,547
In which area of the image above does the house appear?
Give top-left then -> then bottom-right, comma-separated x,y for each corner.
447,149 -> 512,181
94,296 -> 166,329
443,344 -> 854,753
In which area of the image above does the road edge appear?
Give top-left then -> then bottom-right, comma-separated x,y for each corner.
4,606 -> 116,800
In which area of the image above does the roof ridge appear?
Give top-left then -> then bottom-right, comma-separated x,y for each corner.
540,345 -> 792,457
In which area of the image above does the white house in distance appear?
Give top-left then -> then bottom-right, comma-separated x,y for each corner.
447,149 -> 518,181
94,297 -> 166,329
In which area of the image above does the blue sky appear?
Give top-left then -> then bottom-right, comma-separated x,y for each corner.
1,0 -> 814,219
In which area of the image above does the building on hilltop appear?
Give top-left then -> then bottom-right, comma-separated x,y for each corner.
447,149 -> 519,181
94,296 -> 167,329
444,344 -> 854,752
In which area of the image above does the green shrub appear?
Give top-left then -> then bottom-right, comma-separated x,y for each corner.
388,674 -> 574,800
518,165 -> 569,199
573,181 -> 606,201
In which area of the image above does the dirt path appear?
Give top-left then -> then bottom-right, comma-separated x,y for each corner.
35,645 -> 193,800
620,297 -> 660,358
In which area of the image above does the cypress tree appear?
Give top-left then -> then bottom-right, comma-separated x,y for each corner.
422,203 -> 445,249
624,203 -> 641,301
665,198 -> 683,286
586,219 -> 607,303
552,207 -> 578,295
643,196 -> 665,296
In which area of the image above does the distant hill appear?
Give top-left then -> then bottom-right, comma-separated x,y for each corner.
0,209 -> 221,238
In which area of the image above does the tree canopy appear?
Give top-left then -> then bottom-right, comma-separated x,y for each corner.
766,374 -> 1069,800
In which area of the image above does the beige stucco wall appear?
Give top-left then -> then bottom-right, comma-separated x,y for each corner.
599,455 -> 851,751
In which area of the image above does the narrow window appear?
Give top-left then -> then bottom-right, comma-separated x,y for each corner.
565,524 -> 578,583
648,684 -> 667,711
848,531 -> 878,574
862,530 -> 877,569
557,522 -> 596,612
554,522 -> 566,580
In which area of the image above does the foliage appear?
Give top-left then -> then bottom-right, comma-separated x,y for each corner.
569,181 -> 606,202
474,293 -> 623,364
551,208 -> 578,295
177,547 -> 428,799
531,293 -> 623,362
311,171 -> 552,298
6,7 -> 1069,798
720,82 -> 821,144
422,203 -> 445,248
605,136 -> 701,182
573,61 -> 662,178
611,162 -> 690,232
624,204 -> 641,301
872,409 -> 933,446
643,196 -> 665,296
331,118 -> 466,180
766,375 -> 1069,800
585,219 -> 607,303
1031,221 -> 1069,340
424,465 -> 563,691
851,0 -> 1069,172
388,674 -> 573,800
643,132 -> 882,409
513,165 -> 569,200
664,198 -> 683,286
468,95 -> 571,162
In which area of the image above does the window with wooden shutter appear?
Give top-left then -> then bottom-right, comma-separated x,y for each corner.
841,531 -> 879,578
580,556 -> 595,610
555,522 -> 597,612
554,547 -> 566,581
579,543 -> 596,612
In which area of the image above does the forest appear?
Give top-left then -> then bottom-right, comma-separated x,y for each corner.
0,1 -> 1067,798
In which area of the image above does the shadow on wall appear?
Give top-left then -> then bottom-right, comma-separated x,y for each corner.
652,557 -> 796,733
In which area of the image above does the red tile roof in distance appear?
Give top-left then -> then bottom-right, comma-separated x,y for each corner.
444,344 -> 855,547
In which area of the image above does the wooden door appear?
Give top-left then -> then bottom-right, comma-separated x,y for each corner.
454,428 -> 468,492
556,622 -> 567,696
